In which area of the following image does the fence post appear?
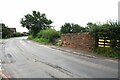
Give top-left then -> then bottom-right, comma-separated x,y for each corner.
95,33 -> 98,48
104,37 -> 105,47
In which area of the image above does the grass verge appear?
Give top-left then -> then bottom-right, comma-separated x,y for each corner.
94,47 -> 120,59
28,35 -> 119,59
28,35 -> 50,45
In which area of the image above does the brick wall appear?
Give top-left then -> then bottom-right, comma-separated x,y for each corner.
61,32 -> 96,51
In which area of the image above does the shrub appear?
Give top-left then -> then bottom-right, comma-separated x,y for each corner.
13,32 -> 22,37
33,38 -> 49,44
28,35 -> 33,40
37,28 -> 60,43
87,21 -> 120,48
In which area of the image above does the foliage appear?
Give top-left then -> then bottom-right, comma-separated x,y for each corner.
12,32 -> 22,37
20,11 -> 53,37
28,35 -> 33,40
33,38 -> 49,44
37,28 -> 60,43
60,23 -> 86,34
95,47 -> 119,58
1,23 -> 11,38
86,21 -> 120,48
28,35 -> 49,44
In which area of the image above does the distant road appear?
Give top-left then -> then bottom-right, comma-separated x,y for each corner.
0,37 -> 118,78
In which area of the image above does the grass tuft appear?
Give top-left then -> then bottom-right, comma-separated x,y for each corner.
95,47 -> 120,58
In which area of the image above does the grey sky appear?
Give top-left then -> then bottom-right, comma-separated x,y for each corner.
0,0 -> 119,32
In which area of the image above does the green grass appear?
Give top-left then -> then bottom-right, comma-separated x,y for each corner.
28,35 -> 33,40
33,38 -> 49,44
95,47 -> 119,59
28,35 -> 50,44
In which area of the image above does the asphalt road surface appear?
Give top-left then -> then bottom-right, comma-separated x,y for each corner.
0,37 -> 118,78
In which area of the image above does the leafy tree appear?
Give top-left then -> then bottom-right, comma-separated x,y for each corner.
86,22 -> 100,35
20,11 -> 53,37
1,23 -> 11,38
60,23 -> 86,33
71,24 -> 86,33
60,23 -> 72,33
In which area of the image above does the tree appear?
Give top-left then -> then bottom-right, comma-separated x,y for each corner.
60,23 -> 72,33
20,11 -> 53,37
71,24 -> 86,33
1,23 -> 11,38
60,23 -> 86,33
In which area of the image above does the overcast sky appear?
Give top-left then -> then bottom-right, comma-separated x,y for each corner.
0,0 -> 119,32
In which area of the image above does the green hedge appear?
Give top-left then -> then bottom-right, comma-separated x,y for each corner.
87,21 -> 120,48
37,28 -> 60,43
12,32 -> 22,37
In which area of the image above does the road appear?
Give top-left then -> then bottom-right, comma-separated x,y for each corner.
0,37 -> 118,78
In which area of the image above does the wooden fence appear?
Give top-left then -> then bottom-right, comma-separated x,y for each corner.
98,37 -> 120,48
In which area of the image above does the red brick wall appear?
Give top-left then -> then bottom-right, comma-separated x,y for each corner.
61,32 -> 96,51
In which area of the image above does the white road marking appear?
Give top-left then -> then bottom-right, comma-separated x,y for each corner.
104,59 -> 118,63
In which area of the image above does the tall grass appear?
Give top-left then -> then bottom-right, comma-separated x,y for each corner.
95,47 -> 119,58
